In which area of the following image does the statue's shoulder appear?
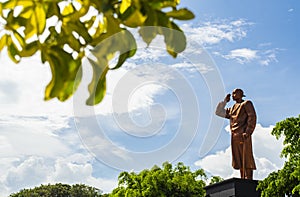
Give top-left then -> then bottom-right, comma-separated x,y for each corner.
242,100 -> 253,106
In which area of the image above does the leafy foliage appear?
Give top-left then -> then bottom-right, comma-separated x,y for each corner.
257,115 -> 300,197
0,0 -> 194,105
110,162 -> 207,197
9,183 -> 103,197
209,176 -> 224,185
9,163 -> 218,196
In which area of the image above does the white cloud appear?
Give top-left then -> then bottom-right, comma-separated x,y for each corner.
179,19 -> 281,67
195,124 -> 285,180
224,48 -> 258,64
4,156 -> 51,191
74,59 -> 172,116
131,44 -> 168,61
219,47 -> 280,66
252,124 -> 284,166
195,148 -> 233,177
181,19 -> 250,46
0,116 -> 119,196
78,131 -> 131,162
170,62 -> 214,74
0,54 -> 74,116
85,177 -> 118,194
0,154 -> 118,196
259,49 -> 280,66
128,83 -> 165,112
50,154 -> 118,193
0,115 -> 71,158
255,157 -> 279,179
52,155 -> 93,182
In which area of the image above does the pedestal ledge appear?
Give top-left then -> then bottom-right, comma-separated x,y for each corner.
204,178 -> 261,197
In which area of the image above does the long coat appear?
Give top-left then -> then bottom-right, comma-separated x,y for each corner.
216,100 -> 257,170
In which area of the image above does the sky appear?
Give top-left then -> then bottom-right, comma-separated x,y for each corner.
1,0 -> 300,196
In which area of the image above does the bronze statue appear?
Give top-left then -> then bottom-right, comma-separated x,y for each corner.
216,88 -> 256,179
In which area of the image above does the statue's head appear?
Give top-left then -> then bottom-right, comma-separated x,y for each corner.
232,88 -> 246,101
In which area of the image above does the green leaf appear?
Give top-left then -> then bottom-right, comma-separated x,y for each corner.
43,47 -> 82,101
0,34 -> 7,51
106,14 -> 122,34
86,29 -> 136,105
7,36 -> 20,63
119,1 -> 148,28
120,0 -> 132,14
5,10 -> 17,30
86,58 -> 108,105
148,0 -> 180,9
163,22 -> 186,57
67,21 -> 92,44
61,1 -> 91,22
34,3 -> 46,34
140,9 -> 186,57
9,15 -> 28,30
15,2 -> 46,38
45,2 -> 60,18
138,9 -> 159,45
109,30 -> 137,70
122,9 -> 147,27
113,49 -> 136,70
138,27 -> 158,46
62,3 -> 75,16
2,0 -> 33,9
24,22 -> 35,40
75,0 -> 91,18
67,34 -> 82,52
84,16 -> 97,29
91,32 -> 135,69
13,31 -> 25,48
18,41 -> 39,57
166,8 -> 195,20
89,15 -> 121,46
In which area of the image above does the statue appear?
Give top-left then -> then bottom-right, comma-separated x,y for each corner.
215,88 -> 257,179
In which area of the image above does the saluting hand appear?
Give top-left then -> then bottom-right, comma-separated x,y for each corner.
224,94 -> 231,103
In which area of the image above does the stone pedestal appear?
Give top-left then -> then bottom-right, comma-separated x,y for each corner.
204,178 -> 261,197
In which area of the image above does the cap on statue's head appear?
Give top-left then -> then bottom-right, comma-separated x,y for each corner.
234,88 -> 246,97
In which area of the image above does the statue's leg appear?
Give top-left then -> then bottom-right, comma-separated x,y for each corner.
240,169 -> 245,179
245,169 -> 253,180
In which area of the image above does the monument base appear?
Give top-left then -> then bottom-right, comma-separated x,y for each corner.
204,178 -> 261,197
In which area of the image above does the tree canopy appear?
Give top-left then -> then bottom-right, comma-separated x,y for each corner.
0,0 -> 194,105
257,114 -> 300,197
9,162 -> 228,197
9,183 -> 103,197
110,162 -> 207,197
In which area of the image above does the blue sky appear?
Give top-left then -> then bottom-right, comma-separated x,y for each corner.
0,0 -> 300,195
183,0 -> 300,124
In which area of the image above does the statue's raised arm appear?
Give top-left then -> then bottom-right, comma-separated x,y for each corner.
215,93 -> 231,118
